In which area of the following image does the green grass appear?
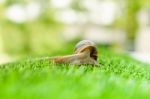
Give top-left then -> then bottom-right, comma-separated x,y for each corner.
1,48 -> 150,99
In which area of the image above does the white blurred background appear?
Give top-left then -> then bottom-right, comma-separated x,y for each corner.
0,0 -> 150,64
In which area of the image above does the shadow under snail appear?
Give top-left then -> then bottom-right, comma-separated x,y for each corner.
48,40 -> 99,65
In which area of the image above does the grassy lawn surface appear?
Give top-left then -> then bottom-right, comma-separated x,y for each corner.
0,48 -> 150,99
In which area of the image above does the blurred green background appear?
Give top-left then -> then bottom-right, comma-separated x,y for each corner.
0,0 -> 150,61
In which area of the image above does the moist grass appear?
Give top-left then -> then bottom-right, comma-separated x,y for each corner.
0,48 -> 150,99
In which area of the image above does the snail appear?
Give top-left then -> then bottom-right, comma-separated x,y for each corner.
49,40 -> 98,65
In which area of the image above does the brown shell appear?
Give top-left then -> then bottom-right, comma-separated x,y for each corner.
74,40 -> 98,60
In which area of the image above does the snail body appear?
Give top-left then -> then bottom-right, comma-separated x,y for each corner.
50,40 -> 99,65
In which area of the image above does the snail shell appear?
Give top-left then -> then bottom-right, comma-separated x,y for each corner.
74,40 -> 98,61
